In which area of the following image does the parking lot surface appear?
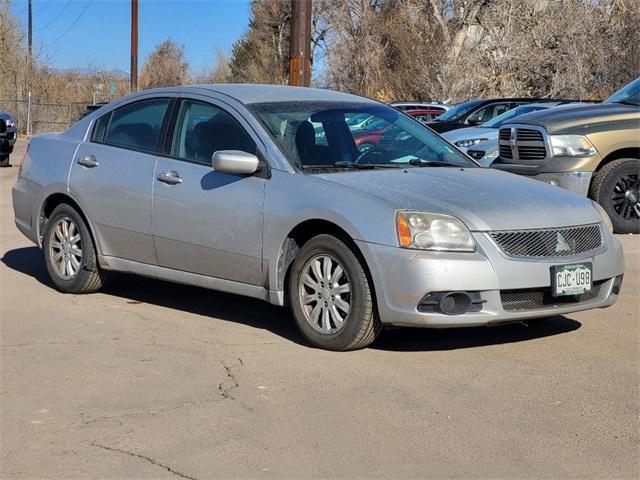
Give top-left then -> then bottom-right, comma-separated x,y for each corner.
1,139 -> 639,479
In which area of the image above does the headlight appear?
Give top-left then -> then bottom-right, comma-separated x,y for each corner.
591,200 -> 614,234
396,211 -> 476,252
455,138 -> 488,148
550,135 -> 596,157
5,119 -> 14,128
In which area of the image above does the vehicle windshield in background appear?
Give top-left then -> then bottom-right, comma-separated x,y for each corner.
250,102 -> 475,170
605,78 -> 640,106
432,99 -> 484,122
482,105 -> 549,128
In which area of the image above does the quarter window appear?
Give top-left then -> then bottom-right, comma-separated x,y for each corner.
171,100 -> 256,164
98,98 -> 170,152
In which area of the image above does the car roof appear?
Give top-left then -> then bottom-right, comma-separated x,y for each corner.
134,84 -> 375,106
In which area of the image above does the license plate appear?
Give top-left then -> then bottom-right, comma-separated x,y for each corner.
552,263 -> 592,296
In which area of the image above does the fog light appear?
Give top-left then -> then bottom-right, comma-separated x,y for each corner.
612,275 -> 624,295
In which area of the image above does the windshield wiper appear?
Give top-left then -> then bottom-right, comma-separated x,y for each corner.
407,158 -> 455,167
333,161 -> 404,169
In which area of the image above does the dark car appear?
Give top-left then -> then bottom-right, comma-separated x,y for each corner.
428,98 -> 591,134
0,111 -> 18,167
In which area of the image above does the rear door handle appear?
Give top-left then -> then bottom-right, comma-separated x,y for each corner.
77,154 -> 99,168
157,170 -> 182,185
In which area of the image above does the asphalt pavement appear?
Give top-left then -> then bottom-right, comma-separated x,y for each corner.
1,139 -> 638,479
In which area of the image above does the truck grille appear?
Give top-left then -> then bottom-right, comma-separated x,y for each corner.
501,282 -> 604,311
489,224 -> 603,258
498,127 -> 547,161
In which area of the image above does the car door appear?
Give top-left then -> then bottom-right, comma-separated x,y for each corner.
69,97 -> 172,264
151,97 -> 266,285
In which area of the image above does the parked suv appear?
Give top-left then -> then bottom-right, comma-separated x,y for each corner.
493,78 -> 640,234
0,111 -> 17,167
428,98 -> 589,134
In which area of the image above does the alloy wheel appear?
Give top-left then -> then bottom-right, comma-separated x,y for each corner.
611,173 -> 640,220
49,217 -> 83,279
298,254 -> 351,334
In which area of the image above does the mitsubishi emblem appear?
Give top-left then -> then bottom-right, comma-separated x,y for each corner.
555,232 -> 571,253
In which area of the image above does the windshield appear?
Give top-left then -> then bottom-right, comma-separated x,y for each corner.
433,99 -> 484,122
250,102 -> 475,170
483,105 -> 550,128
605,78 -> 640,106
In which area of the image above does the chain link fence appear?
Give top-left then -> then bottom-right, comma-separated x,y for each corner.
0,97 -> 95,135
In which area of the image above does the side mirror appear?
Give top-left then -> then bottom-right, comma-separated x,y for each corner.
212,150 -> 259,175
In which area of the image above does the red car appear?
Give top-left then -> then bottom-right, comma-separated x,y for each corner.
405,108 -> 444,124
352,109 -> 443,151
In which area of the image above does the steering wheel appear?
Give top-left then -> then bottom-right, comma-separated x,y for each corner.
354,147 -> 388,164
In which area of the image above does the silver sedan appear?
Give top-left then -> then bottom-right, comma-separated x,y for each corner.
12,85 -> 625,350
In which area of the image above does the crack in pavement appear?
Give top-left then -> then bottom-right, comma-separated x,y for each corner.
218,357 -> 243,400
79,396 -> 222,426
91,441 -> 198,480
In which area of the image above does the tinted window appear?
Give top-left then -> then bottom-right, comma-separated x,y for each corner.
470,102 -> 514,123
101,98 -> 170,152
434,100 -> 484,122
171,100 -> 256,164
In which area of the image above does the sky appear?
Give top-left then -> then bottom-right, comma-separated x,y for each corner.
10,0 -> 252,74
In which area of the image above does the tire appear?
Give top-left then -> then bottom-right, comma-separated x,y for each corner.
589,158 -> 640,234
0,155 -> 9,167
289,234 -> 382,351
42,204 -> 107,293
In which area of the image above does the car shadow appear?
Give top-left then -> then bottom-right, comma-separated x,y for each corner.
2,246 -> 581,352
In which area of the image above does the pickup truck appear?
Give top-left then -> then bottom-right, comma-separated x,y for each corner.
493,78 -> 640,234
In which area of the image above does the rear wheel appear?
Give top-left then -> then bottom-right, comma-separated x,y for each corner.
43,204 -> 107,293
0,154 -> 9,167
590,158 -> 640,234
289,234 -> 382,351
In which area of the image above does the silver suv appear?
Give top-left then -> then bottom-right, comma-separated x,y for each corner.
12,85 -> 624,350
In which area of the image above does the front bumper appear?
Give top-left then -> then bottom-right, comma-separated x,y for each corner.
356,230 -> 624,328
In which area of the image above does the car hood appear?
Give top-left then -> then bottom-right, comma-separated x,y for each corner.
442,127 -> 497,143
317,167 -> 601,231
511,103 -> 640,134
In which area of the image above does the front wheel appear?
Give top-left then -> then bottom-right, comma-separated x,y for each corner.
289,234 -> 382,351
590,158 -> 640,234
0,154 -> 9,167
43,204 -> 107,293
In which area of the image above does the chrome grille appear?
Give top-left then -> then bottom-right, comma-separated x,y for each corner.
515,128 -> 543,142
501,282 -> 603,311
490,224 -> 603,258
498,127 -> 548,161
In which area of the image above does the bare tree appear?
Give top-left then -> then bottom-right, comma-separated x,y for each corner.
139,39 -> 189,89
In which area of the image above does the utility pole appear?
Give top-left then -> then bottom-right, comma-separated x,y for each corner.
289,0 -> 312,87
27,0 -> 32,73
130,0 -> 138,92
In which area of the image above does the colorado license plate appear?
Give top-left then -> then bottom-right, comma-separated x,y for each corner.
552,263 -> 592,296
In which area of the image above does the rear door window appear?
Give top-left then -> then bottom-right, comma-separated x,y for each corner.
96,98 -> 170,152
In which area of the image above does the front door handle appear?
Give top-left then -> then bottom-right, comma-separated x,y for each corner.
77,154 -> 99,168
157,170 -> 182,185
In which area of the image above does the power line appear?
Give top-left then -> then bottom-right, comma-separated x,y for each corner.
34,0 -> 53,14
47,0 -> 94,47
35,0 -> 73,32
